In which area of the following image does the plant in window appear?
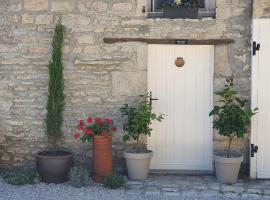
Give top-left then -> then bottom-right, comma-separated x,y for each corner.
209,78 -> 257,184
158,0 -> 204,19
159,0 -> 204,9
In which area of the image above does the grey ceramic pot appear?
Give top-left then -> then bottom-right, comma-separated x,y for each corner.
124,150 -> 153,180
36,151 -> 73,183
214,151 -> 243,184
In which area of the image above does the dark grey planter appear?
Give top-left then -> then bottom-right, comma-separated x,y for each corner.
36,151 -> 73,183
163,7 -> 199,19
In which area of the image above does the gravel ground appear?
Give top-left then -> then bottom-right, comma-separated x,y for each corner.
0,178 -> 130,200
1,175 -> 270,200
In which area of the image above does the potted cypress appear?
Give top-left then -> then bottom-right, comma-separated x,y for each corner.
74,117 -> 117,183
35,20 -> 73,183
160,0 -> 203,19
120,96 -> 164,180
209,79 -> 257,184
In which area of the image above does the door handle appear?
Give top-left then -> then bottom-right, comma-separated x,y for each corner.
150,92 -> 159,106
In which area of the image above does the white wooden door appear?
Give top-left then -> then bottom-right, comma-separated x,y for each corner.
251,19 -> 270,179
148,45 -> 214,171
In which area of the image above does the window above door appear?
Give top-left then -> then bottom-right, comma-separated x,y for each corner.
147,0 -> 216,19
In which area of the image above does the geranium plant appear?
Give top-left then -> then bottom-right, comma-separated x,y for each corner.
160,0 -> 204,9
209,79 -> 257,158
120,95 -> 164,153
74,117 -> 117,142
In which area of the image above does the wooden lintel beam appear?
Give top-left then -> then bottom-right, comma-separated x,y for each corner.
103,38 -> 234,45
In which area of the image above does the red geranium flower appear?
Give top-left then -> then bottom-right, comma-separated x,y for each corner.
74,133 -> 81,139
78,119 -> 86,130
105,117 -> 111,124
95,117 -> 102,124
111,127 -> 117,132
85,129 -> 93,136
87,117 -> 94,124
102,131 -> 109,137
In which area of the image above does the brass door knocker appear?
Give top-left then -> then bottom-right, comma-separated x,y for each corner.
175,57 -> 185,68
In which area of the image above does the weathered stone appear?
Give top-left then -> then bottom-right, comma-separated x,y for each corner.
253,0 -> 270,18
75,35 -> 95,45
215,46 -> 232,77
112,3 -> 133,12
51,1 -> 74,12
62,15 -> 91,27
112,71 -> 147,96
35,15 -> 53,25
21,14 -> 34,24
91,2 -> 107,12
24,0 -> 49,11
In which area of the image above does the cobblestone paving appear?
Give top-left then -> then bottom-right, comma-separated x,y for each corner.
125,174 -> 270,200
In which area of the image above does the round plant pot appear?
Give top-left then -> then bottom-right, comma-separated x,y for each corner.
93,135 -> 113,183
124,150 -> 153,180
214,152 -> 243,184
35,151 -> 73,183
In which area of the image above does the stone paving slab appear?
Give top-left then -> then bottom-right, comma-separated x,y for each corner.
125,174 -> 270,200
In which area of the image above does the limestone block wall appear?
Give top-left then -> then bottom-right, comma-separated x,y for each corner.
253,0 -> 270,18
0,0 -> 252,171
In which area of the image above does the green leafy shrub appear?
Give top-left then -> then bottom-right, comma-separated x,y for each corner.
104,175 -> 126,189
209,78 -> 258,158
69,166 -> 90,188
120,95 -> 164,153
2,171 -> 40,185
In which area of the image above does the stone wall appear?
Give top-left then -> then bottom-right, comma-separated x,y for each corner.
0,0 -> 252,171
253,0 -> 270,18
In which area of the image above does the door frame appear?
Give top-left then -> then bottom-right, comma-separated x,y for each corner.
250,18 -> 268,179
147,44 -> 214,172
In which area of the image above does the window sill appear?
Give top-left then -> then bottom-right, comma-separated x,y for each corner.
147,10 -> 215,19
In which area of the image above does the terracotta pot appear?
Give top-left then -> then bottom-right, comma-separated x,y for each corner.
93,135 -> 113,183
35,151 -> 73,183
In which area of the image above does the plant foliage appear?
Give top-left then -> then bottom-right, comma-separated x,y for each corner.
159,0 -> 204,9
2,171 -> 40,185
120,95 -> 164,152
104,174 -> 126,189
69,166 -> 90,188
46,19 -> 65,148
74,117 -> 117,143
209,78 -> 258,158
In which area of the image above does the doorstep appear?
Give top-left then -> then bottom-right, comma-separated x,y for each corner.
149,169 -> 214,175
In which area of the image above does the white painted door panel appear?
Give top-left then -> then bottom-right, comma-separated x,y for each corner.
148,45 -> 214,171
251,19 -> 270,179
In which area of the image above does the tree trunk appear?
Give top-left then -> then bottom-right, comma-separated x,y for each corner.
227,136 -> 233,158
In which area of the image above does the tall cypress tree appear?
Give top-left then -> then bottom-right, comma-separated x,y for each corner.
46,20 -> 65,149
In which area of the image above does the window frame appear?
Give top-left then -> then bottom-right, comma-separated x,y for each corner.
149,0 -> 216,18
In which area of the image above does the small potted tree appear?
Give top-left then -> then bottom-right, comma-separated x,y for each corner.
209,79 -> 257,184
160,0 -> 203,19
74,117 -> 117,183
35,20 -> 73,183
120,96 -> 164,180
